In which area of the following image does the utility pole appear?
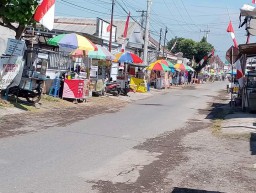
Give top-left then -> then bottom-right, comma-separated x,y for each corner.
158,28 -> 162,52
143,0 -> 152,65
136,10 -> 146,29
162,27 -> 168,58
109,0 -> 115,52
200,28 -> 210,42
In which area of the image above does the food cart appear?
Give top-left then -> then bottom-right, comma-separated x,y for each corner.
62,78 -> 87,102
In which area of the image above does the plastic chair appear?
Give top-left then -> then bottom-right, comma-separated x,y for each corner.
49,78 -> 61,97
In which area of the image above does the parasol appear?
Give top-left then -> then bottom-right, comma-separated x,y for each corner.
47,33 -> 97,51
113,52 -> 143,64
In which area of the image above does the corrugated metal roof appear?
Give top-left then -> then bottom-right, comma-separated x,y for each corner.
53,17 -> 140,44
54,17 -> 97,35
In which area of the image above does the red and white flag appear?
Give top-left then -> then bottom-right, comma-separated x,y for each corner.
34,0 -> 55,31
253,0 -> 256,4
199,49 -> 214,66
235,60 -> 244,87
123,12 -> 130,38
121,12 -> 130,52
226,21 -> 244,81
106,23 -> 111,32
226,21 -> 238,48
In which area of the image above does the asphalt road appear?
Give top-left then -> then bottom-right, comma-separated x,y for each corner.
0,81 -> 227,193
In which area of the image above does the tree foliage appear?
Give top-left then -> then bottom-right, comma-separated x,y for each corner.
167,36 -> 214,63
0,0 -> 39,39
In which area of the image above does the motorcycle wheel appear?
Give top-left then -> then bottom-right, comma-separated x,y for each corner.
25,89 -> 42,103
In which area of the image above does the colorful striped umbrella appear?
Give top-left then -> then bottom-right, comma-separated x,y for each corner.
146,62 -> 171,71
47,33 -> 97,51
186,65 -> 195,72
113,52 -> 143,64
88,45 -> 114,60
151,59 -> 175,68
174,63 -> 186,71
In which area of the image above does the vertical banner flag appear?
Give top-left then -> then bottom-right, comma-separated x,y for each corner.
235,60 -> 244,87
226,21 -> 238,48
226,21 -> 243,80
107,23 -> 111,32
123,12 -> 130,38
253,0 -> 256,4
121,12 -> 130,52
199,49 -> 214,66
34,0 -> 55,31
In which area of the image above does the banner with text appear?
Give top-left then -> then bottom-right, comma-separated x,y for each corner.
0,56 -> 25,89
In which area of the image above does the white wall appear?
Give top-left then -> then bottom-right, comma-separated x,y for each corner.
0,26 -> 16,56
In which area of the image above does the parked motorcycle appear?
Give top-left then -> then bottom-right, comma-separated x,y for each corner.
105,81 -> 130,96
3,79 -> 44,103
105,81 -> 121,96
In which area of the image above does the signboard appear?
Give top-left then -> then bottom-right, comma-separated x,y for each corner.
226,46 -> 240,64
5,38 -> 26,56
90,65 -> 98,78
0,56 -> 25,89
63,79 -> 84,99
97,18 -> 117,42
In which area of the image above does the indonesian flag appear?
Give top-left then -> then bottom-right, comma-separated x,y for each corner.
253,0 -> 256,4
106,23 -> 111,32
199,49 -> 214,66
226,21 -> 238,48
227,21 -> 243,81
235,60 -> 244,87
34,0 -> 55,31
123,12 -> 130,38
121,12 -> 130,52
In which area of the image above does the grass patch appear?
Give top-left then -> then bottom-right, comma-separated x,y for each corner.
211,109 -> 234,136
212,119 -> 223,135
41,95 -> 61,102
221,133 -> 251,141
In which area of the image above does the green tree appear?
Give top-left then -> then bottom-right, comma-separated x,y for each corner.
195,37 -> 214,63
167,37 -> 214,72
0,0 -> 39,39
167,37 -> 184,53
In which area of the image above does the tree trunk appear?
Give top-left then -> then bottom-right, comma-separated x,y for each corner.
15,25 -> 26,40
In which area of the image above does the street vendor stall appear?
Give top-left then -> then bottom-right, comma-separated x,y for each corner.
47,33 -> 97,101
146,60 -> 173,89
113,51 -> 145,94
237,43 -> 256,111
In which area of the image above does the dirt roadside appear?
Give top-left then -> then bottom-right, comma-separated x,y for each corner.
0,87 -> 173,138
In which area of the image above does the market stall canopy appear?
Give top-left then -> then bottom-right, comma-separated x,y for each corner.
47,33 -> 97,52
186,65 -> 195,72
88,45 -> 114,60
174,63 -> 185,71
175,63 -> 195,72
239,43 -> 256,56
146,62 -> 171,71
151,59 -> 175,69
113,52 -> 143,64
240,4 -> 256,17
227,69 -> 249,75
239,4 -> 256,36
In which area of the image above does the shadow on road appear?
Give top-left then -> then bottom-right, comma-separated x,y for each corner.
137,103 -> 163,106
171,187 -> 224,193
250,133 -> 256,155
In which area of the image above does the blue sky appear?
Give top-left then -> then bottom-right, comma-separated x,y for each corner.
55,0 -> 252,61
